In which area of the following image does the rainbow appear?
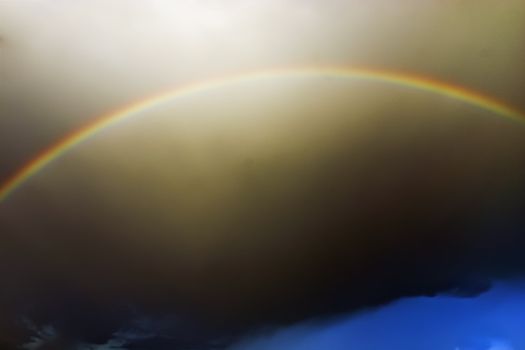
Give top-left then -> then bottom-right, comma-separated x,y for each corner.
1,65 -> 524,203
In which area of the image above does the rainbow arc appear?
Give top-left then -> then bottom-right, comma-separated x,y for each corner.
1,66 -> 524,203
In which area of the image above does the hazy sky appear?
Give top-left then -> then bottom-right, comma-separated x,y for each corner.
1,1 -> 525,349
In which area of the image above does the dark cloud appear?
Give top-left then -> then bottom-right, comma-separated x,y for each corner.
2,106 -> 525,349
1,1 -> 525,349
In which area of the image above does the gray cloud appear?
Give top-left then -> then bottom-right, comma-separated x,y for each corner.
0,1 -> 524,349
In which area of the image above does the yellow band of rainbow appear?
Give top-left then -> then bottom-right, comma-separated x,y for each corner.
1,65 -> 524,203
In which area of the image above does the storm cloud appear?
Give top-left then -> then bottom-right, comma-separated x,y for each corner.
1,0 -> 525,348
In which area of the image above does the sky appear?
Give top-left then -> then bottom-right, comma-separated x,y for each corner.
1,1 -> 525,349
18,281 -> 525,350
228,281 -> 525,350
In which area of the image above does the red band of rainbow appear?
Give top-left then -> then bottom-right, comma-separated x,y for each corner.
1,66 -> 524,203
